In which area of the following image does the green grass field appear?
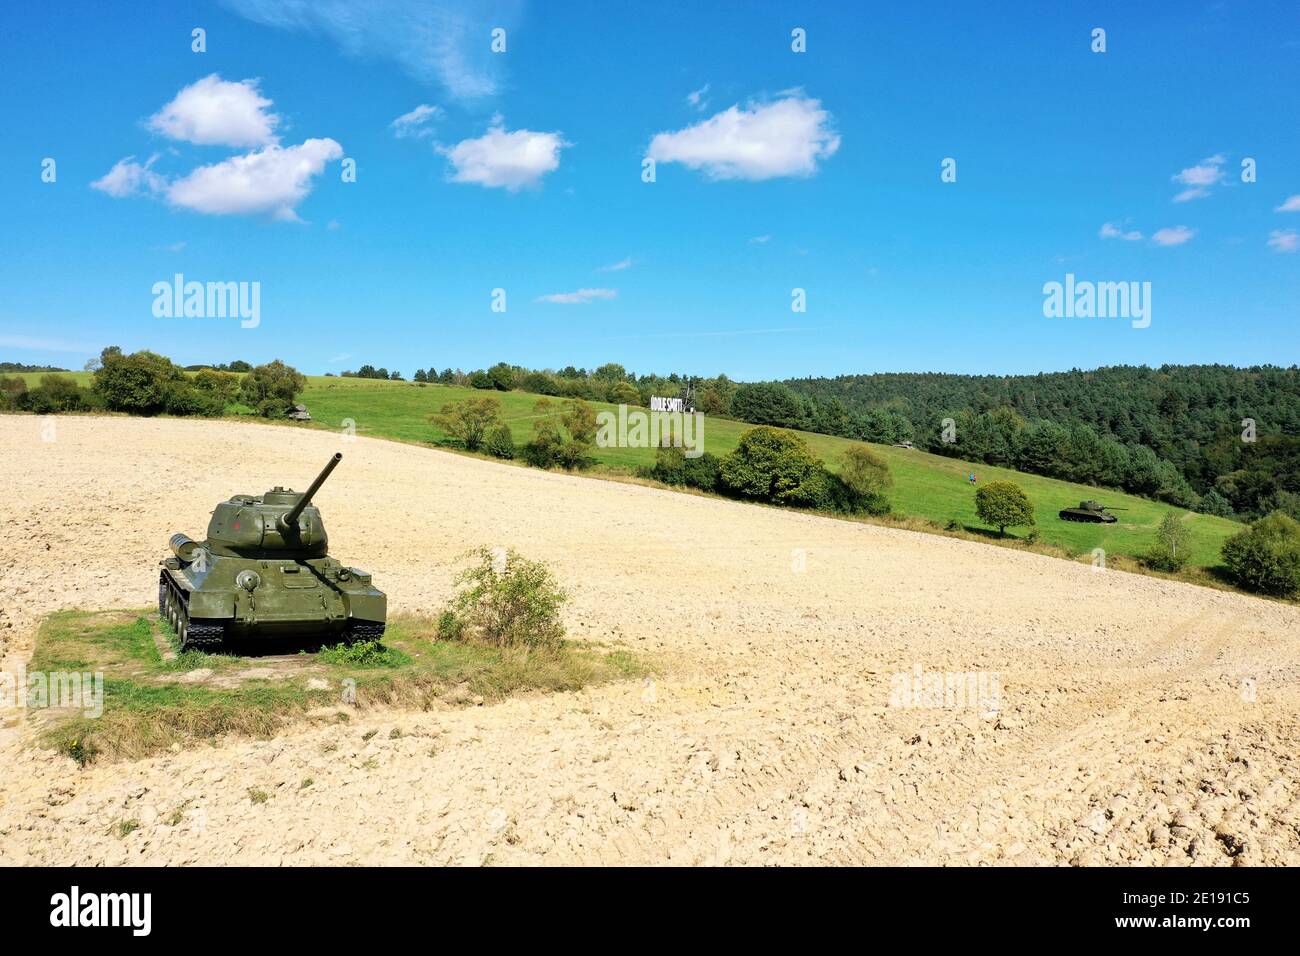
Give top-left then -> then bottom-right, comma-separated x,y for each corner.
295,376 -> 1241,569
12,370 -> 1244,569
29,608 -> 642,763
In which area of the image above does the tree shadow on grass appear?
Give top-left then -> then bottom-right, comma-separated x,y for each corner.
960,524 -> 1023,542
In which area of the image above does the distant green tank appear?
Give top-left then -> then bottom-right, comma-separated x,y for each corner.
158,453 -> 386,651
1058,500 -> 1126,524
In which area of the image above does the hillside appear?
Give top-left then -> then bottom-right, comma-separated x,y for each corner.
296,376 -> 1243,570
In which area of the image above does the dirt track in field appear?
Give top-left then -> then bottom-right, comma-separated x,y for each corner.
1,414 -> 1297,866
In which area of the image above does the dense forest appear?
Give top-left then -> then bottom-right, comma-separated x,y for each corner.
779,365 -> 1300,520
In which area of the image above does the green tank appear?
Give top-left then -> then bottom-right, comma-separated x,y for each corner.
158,452 -> 386,651
1057,500 -> 1126,523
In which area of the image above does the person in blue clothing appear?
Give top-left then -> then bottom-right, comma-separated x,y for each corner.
968,472 -> 977,485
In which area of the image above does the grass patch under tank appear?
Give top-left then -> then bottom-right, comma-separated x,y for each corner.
26,609 -> 645,765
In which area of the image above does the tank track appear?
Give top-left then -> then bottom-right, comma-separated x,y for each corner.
159,570 -> 226,653
183,621 -> 226,652
345,620 -> 386,643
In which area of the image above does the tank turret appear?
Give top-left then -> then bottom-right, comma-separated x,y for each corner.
158,453 -> 386,651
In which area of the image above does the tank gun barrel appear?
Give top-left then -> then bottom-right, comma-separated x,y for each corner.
280,453 -> 342,532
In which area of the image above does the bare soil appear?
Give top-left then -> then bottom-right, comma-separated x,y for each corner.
1,414 -> 1297,865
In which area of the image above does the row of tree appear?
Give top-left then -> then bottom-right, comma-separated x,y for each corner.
0,347 -> 304,419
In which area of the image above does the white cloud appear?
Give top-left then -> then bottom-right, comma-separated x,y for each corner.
1151,225 -> 1195,246
647,93 -> 840,181
91,155 -> 165,197
165,138 -> 343,218
749,235 -> 772,244
222,0 -> 514,99
1171,155 -> 1225,202
1275,195 -> 1300,212
390,104 -> 442,138
1099,222 -> 1142,241
1267,229 -> 1299,253
686,84 -> 710,111
598,257 -> 633,272
440,121 -> 568,190
535,288 -> 617,304
149,74 -> 279,147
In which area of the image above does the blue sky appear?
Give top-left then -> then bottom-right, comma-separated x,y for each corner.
1,0 -> 1297,379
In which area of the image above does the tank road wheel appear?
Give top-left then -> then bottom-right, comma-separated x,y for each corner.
344,620 -> 386,643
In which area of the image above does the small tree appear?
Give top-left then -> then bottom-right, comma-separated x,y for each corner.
485,423 -> 515,459
433,396 -> 501,451
93,349 -> 185,414
719,426 -> 821,503
486,362 -> 516,391
1144,512 -> 1190,571
840,444 -> 893,513
238,360 -> 305,417
1221,512 -> 1300,597
974,480 -> 1035,536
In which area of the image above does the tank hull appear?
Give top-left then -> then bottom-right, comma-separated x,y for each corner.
1057,509 -> 1118,523
159,552 -> 386,649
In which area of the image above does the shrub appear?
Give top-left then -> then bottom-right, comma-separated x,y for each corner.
317,639 -> 407,668
436,610 -> 464,641
683,451 -> 721,491
719,426 -> 822,504
839,444 -> 893,515
163,384 -> 224,417
974,480 -> 1035,536
1143,512 -> 1190,571
1198,488 -> 1234,519
520,371 -> 559,396
524,399 -> 595,470
485,423 -> 516,459
238,360 -> 305,417
1221,512 -> 1300,597
486,362 -> 516,391
21,374 -> 93,413
192,369 -> 240,405
432,396 -> 501,451
0,375 -> 28,410
647,443 -> 686,485
443,548 -> 567,650
93,349 -> 186,414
